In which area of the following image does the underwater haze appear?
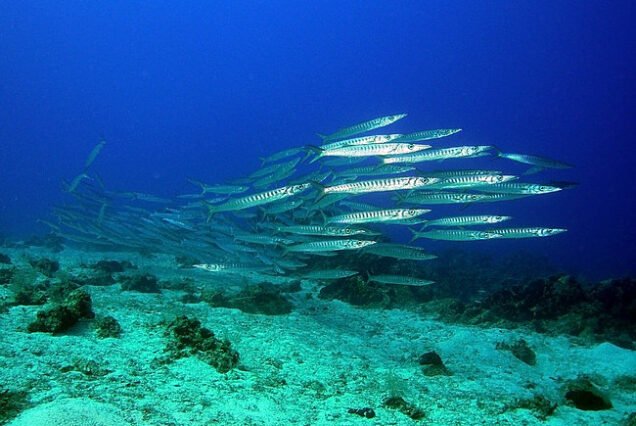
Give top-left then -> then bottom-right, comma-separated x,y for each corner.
2,3 -> 636,425
1,2 -> 635,279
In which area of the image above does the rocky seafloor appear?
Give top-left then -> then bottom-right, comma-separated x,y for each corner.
0,244 -> 634,425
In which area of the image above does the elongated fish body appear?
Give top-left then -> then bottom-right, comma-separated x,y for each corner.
301,269 -> 359,280
67,173 -> 90,193
368,274 -> 434,287
319,114 -> 407,142
327,208 -> 430,225
286,239 -> 376,253
383,145 -> 493,164
276,224 -> 374,237
84,139 -> 106,170
189,179 -> 249,195
261,198 -> 304,215
476,183 -> 562,195
208,183 -> 311,214
425,169 -> 504,178
260,147 -> 305,164
337,164 -> 415,178
432,174 -> 518,190
311,142 -> 431,163
400,191 -> 530,205
423,215 -> 512,228
412,229 -> 503,241
362,243 -> 437,261
320,157 -> 368,167
486,227 -> 567,238
399,192 -> 492,204
320,134 -> 402,150
234,234 -> 294,245
193,263 -> 270,273
394,128 -> 462,142
250,157 -> 301,179
322,176 -> 440,195
497,152 -> 572,170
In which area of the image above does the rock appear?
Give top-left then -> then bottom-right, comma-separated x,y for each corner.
92,260 -> 134,273
203,285 -> 293,315
383,396 -> 425,421
496,339 -> 536,366
418,351 -> 452,376
94,316 -> 122,339
119,274 -> 160,293
27,289 -> 94,334
0,267 -> 15,285
347,407 -> 375,419
319,275 -> 390,308
28,258 -> 59,277
508,395 -> 557,420
0,253 -> 11,264
0,386 -> 28,425
164,315 -> 239,373
564,377 -> 612,411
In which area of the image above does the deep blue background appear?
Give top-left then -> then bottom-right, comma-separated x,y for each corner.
1,1 -> 634,279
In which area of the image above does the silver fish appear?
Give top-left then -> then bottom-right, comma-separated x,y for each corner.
327,208 -> 430,225
383,145 -> 493,164
476,183 -> 562,195
422,215 -> 512,229
368,274 -> 434,287
361,243 -> 437,261
320,176 -> 440,196
309,142 -> 430,163
486,227 -> 567,238
318,113 -> 407,142
285,239 -> 376,253
84,139 -> 106,170
497,152 -> 573,174
411,229 -> 502,241
207,183 -> 311,215
301,270 -> 359,280
394,128 -> 462,142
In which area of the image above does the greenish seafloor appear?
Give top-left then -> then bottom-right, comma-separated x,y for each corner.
1,247 -> 634,426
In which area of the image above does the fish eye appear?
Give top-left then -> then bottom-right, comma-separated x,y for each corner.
408,144 -> 414,150
409,209 -> 416,214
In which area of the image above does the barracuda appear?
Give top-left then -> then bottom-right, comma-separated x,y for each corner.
318,113 -> 407,142
320,176 -> 440,196
382,145 -> 493,164
285,239 -> 377,253
327,208 -> 430,225
207,183 -> 311,215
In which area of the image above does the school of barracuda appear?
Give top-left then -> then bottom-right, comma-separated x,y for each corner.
48,114 -> 572,286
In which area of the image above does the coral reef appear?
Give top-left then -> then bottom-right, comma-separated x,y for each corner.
203,284 -> 293,315
28,258 -> 59,277
27,289 -> 94,334
163,315 -> 239,373
0,386 -> 28,425
119,274 -> 160,293
94,316 -> 122,339
382,396 -> 425,421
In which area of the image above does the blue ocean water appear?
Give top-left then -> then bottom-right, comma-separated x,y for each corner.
0,1 -> 634,279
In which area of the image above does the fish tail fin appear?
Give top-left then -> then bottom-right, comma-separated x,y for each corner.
304,145 -> 323,164
205,202 -> 218,222
523,166 -> 543,175
309,181 -> 327,203
316,133 -> 328,141
188,178 -> 206,194
319,210 -> 328,226
408,227 -> 422,243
